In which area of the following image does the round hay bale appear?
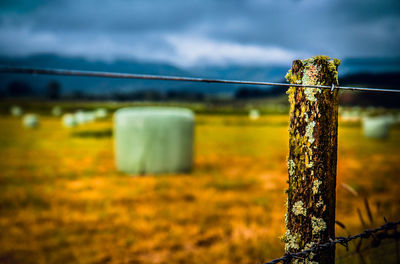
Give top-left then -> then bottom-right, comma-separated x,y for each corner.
75,111 -> 90,125
249,109 -> 260,120
95,108 -> 108,119
75,111 -> 86,124
341,110 -> 361,122
52,106 -> 62,117
11,106 -> 23,117
22,114 -> 39,128
114,107 -> 194,174
382,114 -> 397,125
362,116 -> 390,139
396,113 -> 400,123
62,113 -> 77,128
85,112 -> 96,122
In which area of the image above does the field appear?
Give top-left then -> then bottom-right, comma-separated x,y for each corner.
0,113 -> 399,264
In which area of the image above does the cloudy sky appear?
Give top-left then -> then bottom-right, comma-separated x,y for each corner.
0,0 -> 399,68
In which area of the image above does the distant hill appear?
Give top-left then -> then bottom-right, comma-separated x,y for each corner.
1,54 -> 288,97
339,57 -> 400,76
0,54 -> 399,105
0,54 -> 196,97
339,72 -> 400,108
340,72 -> 400,88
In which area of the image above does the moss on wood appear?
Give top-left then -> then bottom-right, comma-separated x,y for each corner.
284,56 -> 339,264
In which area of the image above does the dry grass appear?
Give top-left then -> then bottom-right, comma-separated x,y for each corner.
0,114 -> 399,264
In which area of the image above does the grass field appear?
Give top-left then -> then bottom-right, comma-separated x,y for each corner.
0,113 -> 399,264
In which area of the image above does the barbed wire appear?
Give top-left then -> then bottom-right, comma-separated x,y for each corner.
1,66 -> 400,93
263,220 -> 400,264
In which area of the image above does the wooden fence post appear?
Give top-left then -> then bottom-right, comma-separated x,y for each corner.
283,56 -> 340,264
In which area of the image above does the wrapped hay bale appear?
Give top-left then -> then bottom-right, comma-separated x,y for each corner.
384,114 -> 397,125
62,113 -> 77,128
11,106 -> 23,117
95,108 -> 108,119
75,111 -> 86,124
249,109 -> 260,120
362,116 -> 390,139
114,107 -> 194,174
22,114 -> 39,128
75,111 -> 95,125
83,111 -> 96,123
52,106 -> 62,117
341,110 -> 361,122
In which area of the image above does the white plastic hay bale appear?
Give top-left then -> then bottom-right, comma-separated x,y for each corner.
22,114 -> 39,128
114,107 -> 194,174
249,109 -> 260,120
62,113 -> 77,128
340,111 -> 351,121
364,106 -> 377,116
95,108 -> 108,119
352,106 -> 362,115
341,110 -> 361,122
362,116 -> 391,139
383,114 -> 397,125
85,112 -> 96,122
11,106 -> 23,117
75,111 -> 89,125
51,106 -> 62,117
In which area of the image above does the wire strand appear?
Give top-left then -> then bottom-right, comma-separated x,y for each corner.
264,220 -> 400,264
1,66 -> 399,93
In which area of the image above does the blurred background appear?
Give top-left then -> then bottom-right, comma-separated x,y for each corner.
0,0 -> 399,263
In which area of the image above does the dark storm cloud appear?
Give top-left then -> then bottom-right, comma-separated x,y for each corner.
0,0 -> 399,67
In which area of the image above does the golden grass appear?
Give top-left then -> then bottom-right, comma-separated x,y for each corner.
0,114 -> 399,264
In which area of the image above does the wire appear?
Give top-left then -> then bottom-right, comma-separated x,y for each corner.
264,220 -> 400,264
1,66 -> 399,93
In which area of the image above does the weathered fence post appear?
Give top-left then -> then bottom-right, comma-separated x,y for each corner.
283,56 -> 340,263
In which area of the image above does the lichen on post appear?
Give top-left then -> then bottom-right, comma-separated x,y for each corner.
282,56 -> 340,264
